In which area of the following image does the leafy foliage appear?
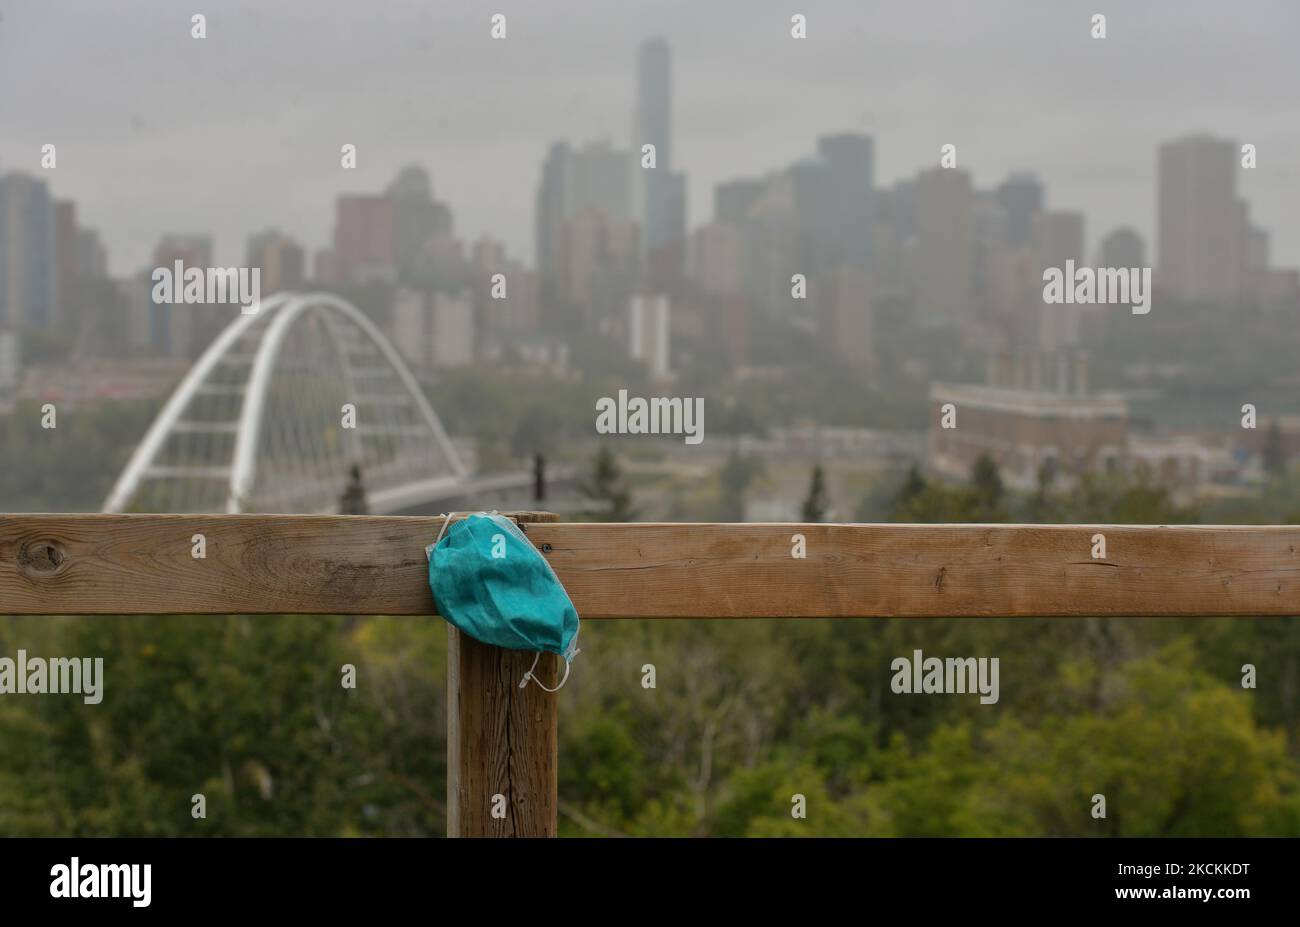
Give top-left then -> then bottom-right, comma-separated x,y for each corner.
800,465 -> 829,522
3,432 -> 1300,836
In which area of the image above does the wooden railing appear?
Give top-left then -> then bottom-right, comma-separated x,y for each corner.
3,512 -> 1298,835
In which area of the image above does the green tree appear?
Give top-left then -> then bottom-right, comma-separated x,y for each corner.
578,445 -> 637,521
1028,459 -> 1060,522
0,398 -> 159,511
895,463 -> 927,508
338,464 -> 369,515
718,448 -> 764,521
0,613 -> 431,836
889,459 -> 1009,524
801,465 -> 829,522
1060,472 -> 1195,524
1263,420 -> 1288,479
970,453 -> 1004,511
956,642 -> 1300,836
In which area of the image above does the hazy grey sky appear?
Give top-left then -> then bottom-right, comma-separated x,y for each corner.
3,0 -> 1298,274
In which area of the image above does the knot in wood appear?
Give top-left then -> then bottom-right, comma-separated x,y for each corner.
18,540 -> 67,576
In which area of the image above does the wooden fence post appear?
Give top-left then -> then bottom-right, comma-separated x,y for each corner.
446,512 -> 560,837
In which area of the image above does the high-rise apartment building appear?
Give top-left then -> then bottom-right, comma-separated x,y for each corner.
472,236 -> 540,334
247,229 -> 305,295
557,207 -> 640,319
629,292 -> 670,379
572,141 -> 632,223
912,167 -> 973,328
392,288 -> 475,369
994,172 -> 1044,248
535,141 -> 572,277
387,165 -> 454,281
715,179 -> 765,225
333,195 -> 397,283
1097,227 -> 1145,268
147,234 -> 215,357
1032,210 -> 1085,351
1157,134 -> 1244,304
635,38 -> 672,174
536,141 -> 633,274
0,173 -> 60,329
815,133 -> 874,268
634,38 -> 686,276
0,327 -> 20,398
691,221 -> 746,296
820,264 -> 875,370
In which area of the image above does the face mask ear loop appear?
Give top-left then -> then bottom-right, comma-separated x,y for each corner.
434,512 -> 457,546
519,650 -> 580,692
428,511 -> 471,561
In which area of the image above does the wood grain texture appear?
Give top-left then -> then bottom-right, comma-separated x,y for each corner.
447,512 -> 559,838
2,515 -> 1299,618
0,513 -> 549,616
528,522 -> 1300,618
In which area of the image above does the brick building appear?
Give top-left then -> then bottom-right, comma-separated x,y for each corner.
929,354 -> 1128,490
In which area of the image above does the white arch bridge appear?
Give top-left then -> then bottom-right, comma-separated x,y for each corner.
104,292 -> 567,515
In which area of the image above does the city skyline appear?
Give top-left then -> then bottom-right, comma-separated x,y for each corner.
2,0 -> 1297,274
6,0 -> 1300,869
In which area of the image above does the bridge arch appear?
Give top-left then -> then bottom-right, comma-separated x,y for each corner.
103,292 -> 467,514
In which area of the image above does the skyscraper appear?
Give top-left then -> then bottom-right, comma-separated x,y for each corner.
629,292 -> 670,379
691,221 -> 746,296
76,229 -> 108,279
1095,227 -> 1145,317
995,172 -> 1044,248
970,193 -> 1010,321
472,236 -> 539,334
247,229 -> 305,295
557,207 -> 639,321
0,172 -> 60,329
149,234 -> 214,356
0,327 -> 19,398
391,288 -> 475,368
912,167 -> 973,328
1157,134 -> 1243,304
1097,227 -> 1145,269
55,201 -> 79,312
1032,209 -> 1085,350
1032,210 -> 1085,271
647,171 -> 687,282
815,133 -> 874,268
714,178 -> 764,225
634,37 -> 686,276
535,141 -> 572,278
535,141 -> 633,274
820,264 -> 875,370
571,141 -> 632,222
635,38 -> 672,174
152,234 -> 213,272
387,165 -> 453,282
333,195 -> 397,283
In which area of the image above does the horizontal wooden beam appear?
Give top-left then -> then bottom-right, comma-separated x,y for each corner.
2,515 -> 1298,618
0,513 -> 504,616
534,523 -> 1300,618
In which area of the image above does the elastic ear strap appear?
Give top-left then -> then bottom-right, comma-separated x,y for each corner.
518,651 -> 543,688
434,511 -> 472,547
518,651 -> 579,692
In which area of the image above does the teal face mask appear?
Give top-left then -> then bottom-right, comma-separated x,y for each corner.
427,513 -> 581,690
